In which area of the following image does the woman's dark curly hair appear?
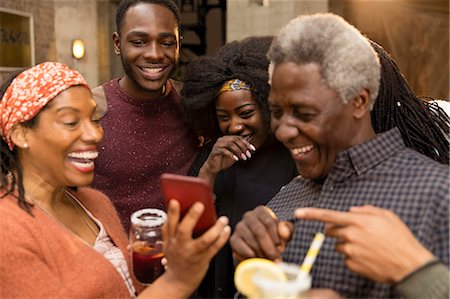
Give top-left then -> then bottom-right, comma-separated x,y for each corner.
181,36 -> 273,142
370,40 -> 449,164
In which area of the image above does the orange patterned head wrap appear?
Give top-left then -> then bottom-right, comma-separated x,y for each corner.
0,62 -> 90,150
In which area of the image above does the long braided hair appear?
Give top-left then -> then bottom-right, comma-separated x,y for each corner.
370,41 -> 449,164
0,69 -> 36,214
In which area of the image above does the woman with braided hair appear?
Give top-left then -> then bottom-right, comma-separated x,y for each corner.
182,36 -> 298,298
370,40 -> 449,164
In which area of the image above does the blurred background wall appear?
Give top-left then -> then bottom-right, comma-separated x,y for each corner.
0,0 -> 57,74
0,0 -> 448,99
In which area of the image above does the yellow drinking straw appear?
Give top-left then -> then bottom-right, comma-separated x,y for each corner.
299,232 -> 326,275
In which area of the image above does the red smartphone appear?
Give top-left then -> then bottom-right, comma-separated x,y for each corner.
160,173 -> 217,237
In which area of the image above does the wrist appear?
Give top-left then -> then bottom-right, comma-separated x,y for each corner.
199,164 -> 215,176
138,270 -> 194,299
392,248 -> 434,283
198,166 -> 218,187
159,271 -> 195,298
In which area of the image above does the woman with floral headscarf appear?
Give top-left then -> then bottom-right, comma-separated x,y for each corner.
0,62 -> 230,299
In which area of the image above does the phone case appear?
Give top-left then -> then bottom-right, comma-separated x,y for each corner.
160,173 -> 217,236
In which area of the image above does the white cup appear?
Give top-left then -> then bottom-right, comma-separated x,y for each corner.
251,262 -> 311,299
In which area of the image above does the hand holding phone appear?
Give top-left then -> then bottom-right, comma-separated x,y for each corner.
160,173 -> 217,237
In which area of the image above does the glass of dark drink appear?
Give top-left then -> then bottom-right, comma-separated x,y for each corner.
130,208 -> 167,285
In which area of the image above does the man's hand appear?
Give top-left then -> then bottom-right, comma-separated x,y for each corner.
230,205 -> 294,262
295,205 -> 434,284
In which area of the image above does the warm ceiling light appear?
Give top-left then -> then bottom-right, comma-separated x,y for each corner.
72,39 -> 85,59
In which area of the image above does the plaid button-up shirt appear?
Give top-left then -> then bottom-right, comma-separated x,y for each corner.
268,128 -> 449,298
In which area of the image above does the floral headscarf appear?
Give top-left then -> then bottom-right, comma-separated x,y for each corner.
0,62 -> 90,150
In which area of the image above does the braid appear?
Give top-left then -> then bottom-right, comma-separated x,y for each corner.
0,139 -> 32,214
0,69 -> 34,215
370,41 -> 449,164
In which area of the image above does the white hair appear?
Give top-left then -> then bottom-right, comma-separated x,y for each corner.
268,13 -> 380,109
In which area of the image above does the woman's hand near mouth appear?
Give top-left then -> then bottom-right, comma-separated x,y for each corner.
198,135 -> 256,187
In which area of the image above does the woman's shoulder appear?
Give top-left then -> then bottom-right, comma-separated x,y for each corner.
0,194 -> 29,217
0,195 -> 37,239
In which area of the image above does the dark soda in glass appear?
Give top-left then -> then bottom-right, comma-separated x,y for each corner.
132,242 -> 164,284
130,208 -> 167,284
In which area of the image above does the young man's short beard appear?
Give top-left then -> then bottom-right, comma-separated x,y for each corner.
120,55 -> 179,93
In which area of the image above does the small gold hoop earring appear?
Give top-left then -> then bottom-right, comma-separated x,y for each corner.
6,171 -> 13,182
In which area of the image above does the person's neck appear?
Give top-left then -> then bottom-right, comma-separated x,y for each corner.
347,118 -> 377,148
119,76 -> 166,100
353,128 -> 376,146
22,169 -> 65,208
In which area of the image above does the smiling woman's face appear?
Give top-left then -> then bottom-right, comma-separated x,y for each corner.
19,86 -> 104,188
215,89 -> 269,150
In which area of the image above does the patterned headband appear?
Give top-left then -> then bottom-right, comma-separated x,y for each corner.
217,79 -> 255,95
0,62 -> 90,150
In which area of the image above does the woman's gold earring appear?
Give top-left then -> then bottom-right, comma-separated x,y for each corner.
23,143 -> 29,148
6,171 -> 14,184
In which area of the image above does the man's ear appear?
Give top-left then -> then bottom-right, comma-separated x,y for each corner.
10,125 -> 29,149
352,89 -> 371,119
112,32 -> 121,55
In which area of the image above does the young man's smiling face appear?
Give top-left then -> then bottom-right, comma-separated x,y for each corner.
113,3 -> 180,99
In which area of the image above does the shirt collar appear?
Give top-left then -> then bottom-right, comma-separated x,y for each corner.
330,128 -> 405,182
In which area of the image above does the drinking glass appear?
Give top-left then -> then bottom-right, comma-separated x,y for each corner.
252,262 -> 311,299
130,208 -> 167,284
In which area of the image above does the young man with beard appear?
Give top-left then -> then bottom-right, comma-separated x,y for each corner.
92,0 -> 199,232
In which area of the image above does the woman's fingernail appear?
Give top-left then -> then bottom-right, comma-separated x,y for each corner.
250,144 -> 256,151
240,153 -> 247,160
246,150 -> 252,158
233,155 -> 239,161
